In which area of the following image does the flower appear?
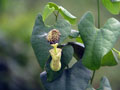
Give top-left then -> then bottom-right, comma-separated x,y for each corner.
49,43 -> 62,71
46,29 -> 61,44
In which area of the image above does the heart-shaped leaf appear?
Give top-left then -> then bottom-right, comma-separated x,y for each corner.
102,0 -> 120,15
31,14 -> 71,69
46,45 -> 74,81
78,12 -> 120,70
40,60 -> 91,90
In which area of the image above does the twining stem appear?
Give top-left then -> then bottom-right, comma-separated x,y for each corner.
90,0 -> 100,85
53,11 -> 59,22
90,70 -> 96,84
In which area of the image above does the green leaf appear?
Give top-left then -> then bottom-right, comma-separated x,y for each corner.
68,42 -> 84,60
42,4 -> 55,21
101,50 -> 118,66
78,12 -> 120,70
97,76 -> 112,90
31,14 -> 71,69
102,0 -> 120,15
47,2 -> 77,24
69,29 -> 79,38
59,6 -> 77,24
48,2 -> 59,10
40,60 -> 91,90
76,36 -> 83,43
46,45 -> 74,81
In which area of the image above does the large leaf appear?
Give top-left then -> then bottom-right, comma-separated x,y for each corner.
46,45 -> 74,81
40,60 -> 91,90
78,12 -> 120,70
31,14 -> 71,69
102,0 -> 120,15
47,2 -> 77,24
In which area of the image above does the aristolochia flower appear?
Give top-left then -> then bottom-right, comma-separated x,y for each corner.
49,43 -> 62,71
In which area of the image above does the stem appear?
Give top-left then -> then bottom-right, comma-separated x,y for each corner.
97,0 -> 100,28
53,11 -> 59,22
90,70 -> 96,84
90,0 -> 100,85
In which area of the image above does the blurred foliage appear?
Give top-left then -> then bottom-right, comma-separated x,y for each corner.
0,0 -> 120,90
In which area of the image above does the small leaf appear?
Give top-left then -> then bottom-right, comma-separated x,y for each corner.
42,4 -> 55,21
48,2 -> 59,10
40,60 -> 92,90
48,2 -> 77,24
31,14 -> 71,69
59,6 -> 77,24
78,12 -> 120,70
102,0 -> 120,15
97,76 -> 112,90
46,45 -> 74,81
69,29 -> 79,38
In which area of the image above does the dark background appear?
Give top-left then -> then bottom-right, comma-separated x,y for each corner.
0,0 -> 120,90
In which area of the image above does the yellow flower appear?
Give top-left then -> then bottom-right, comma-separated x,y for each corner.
49,43 -> 62,71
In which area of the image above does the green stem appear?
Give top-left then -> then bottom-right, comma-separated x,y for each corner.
53,11 -> 59,22
97,0 -> 100,28
90,70 -> 96,84
90,0 -> 100,85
